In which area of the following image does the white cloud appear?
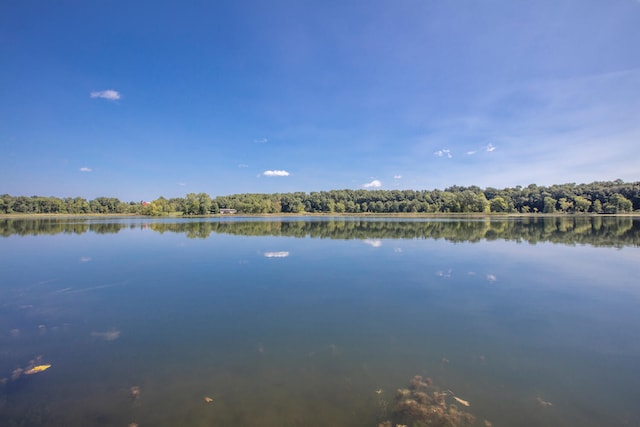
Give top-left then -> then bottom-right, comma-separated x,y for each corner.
363,179 -> 382,188
434,149 -> 452,158
466,144 -> 494,155
79,167 -> 92,172
238,163 -> 249,168
90,90 -> 121,100
394,175 -> 402,179
263,170 -> 290,177
363,239 -> 382,247
177,182 -> 187,187
254,137 -> 268,143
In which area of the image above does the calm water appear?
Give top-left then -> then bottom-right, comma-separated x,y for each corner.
1,216 -> 639,427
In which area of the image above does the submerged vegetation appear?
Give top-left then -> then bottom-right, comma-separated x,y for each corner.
377,375 -> 476,427
1,180 -> 638,216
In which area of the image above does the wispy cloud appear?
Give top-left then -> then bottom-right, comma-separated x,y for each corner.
263,170 -> 290,177
90,90 -> 121,100
363,179 -> 382,188
238,163 -> 249,168
394,175 -> 402,179
409,69 -> 640,188
466,144 -> 495,155
434,149 -> 452,158
177,182 -> 187,187
79,167 -> 92,172
254,137 -> 268,143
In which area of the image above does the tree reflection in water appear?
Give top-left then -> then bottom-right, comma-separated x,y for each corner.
2,216 -> 638,247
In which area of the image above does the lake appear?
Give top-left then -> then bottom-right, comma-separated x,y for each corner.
1,216 -> 639,427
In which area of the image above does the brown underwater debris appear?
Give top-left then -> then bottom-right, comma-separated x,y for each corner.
537,396 -> 553,407
453,396 -> 470,407
23,364 -> 51,375
379,375 -> 475,427
130,386 -> 141,400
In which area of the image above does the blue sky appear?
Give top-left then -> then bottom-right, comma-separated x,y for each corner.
2,0 -> 639,201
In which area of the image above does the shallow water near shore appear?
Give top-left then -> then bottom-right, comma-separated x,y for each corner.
1,216 -> 639,426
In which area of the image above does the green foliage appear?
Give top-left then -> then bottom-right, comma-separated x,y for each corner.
543,196 -> 557,213
1,180 -> 638,217
213,180 -> 638,215
489,196 -> 508,213
593,199 -> 603,213
558,197 -> 573,213
143,197 -> 172,216
604,194 -> 633,213
573,196 -> 591,213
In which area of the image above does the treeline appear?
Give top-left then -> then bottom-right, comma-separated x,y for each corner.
2,216 -> 638,248
1,180 -> 638,216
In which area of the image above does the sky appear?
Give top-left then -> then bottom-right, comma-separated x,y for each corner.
1,0 -> 639,201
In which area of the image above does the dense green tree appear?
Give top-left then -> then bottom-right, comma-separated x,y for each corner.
0,196 -> 8,214
197,193 -> 212,215
439,191 -> 460,213
558,197 -> 573,213
490,196 -> 509,213
144,197 -> 171,216
573,196 -> 591,213
604,194 -> 633,213
66,197 -> 90,214
183,193 -> 202,215
543,197 -> 557,213
592,199 -> 603,213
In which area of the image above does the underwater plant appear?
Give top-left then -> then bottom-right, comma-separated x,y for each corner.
378,375 -> 475,427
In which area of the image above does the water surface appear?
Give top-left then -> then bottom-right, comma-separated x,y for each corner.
1,216 -> 639,426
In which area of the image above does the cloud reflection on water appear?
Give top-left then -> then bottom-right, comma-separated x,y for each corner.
363,239 -> 382,247
263,251 -> 290,258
